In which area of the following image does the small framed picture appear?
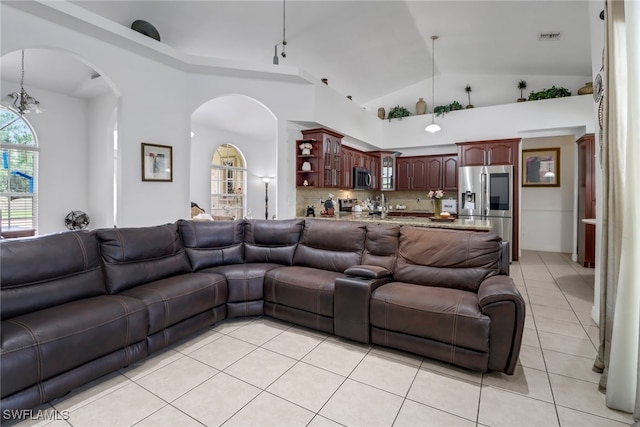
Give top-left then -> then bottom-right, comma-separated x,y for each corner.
141,143 -> 173,182
522,148 -> 560,187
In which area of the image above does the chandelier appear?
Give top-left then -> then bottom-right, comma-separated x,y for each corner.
2,50 -> 44,115
425,35 -> 441,133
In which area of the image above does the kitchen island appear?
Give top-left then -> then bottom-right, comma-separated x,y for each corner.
297,213 -> 493,231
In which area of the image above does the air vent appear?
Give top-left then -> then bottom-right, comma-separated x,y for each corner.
539,32 -> 561,41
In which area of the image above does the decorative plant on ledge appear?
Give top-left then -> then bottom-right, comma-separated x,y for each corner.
517,80 -> 527,102
387,105 -> 411,121
465,85 -> 473,108
528,85 -> 571,101
434,101 -> 463,117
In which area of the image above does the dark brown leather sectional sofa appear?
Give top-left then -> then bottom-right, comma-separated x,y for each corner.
0,218 -> 525,413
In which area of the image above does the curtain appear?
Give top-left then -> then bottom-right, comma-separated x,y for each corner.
594,0 -> 640,419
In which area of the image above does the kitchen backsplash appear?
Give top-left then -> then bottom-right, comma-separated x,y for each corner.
295,188 -> 458,217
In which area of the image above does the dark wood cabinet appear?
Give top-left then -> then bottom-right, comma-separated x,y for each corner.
397,157 -> 427,191
457,139 -> 518,166
425,154 -> 458,193
442,155 -> 458,191
297,128 -> 343,188
577,134 -> 596,268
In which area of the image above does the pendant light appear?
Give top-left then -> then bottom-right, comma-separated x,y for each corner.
2,50 -> 44,115
273,0 -> 287,64
425,35 -> 441,133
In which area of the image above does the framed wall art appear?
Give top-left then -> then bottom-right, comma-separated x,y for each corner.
141,143 -> 173,182
522,148 -> 560,187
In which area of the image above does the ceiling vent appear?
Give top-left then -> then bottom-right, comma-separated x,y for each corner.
538,32 -> 561,41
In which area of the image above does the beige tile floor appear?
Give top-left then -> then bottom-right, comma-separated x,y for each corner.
7,251 -> 634,427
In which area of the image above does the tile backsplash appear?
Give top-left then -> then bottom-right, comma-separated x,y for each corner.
295,188 -> 457,217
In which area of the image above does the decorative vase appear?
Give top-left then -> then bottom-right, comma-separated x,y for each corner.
415,98 -> 427,115
433,198 -> 442,219
301,162 -> 311,171
578,82 -> 593,95
377,107 -> 386,120
301,148 -> 311,155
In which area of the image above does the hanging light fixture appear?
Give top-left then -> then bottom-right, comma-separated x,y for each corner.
273,0 -> 287,64
425,35 -> 441,133
2,50 -> 44,115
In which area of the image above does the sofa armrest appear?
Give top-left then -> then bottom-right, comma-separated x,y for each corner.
477,275 -> 526,375
334,274 -> 391,344
344,264 -> 392,279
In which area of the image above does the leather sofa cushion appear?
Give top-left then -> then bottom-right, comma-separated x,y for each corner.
264,266 -> 343,317
0,295 -> 147,398
394,227 -> 502,293
119,272 -> 227,335
361,223 -> 399,271
1,230 -> 106,320
370,282 -> 490,353
293,220 -> 366,273
244,219 -> 303,265
97,223 -> 192,294
201,263 -> 281,303
178,219 -> 245,270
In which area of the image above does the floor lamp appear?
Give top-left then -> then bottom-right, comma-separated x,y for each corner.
261,177 -> 271,220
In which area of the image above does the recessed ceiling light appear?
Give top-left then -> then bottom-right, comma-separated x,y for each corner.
539,32 -> 561,41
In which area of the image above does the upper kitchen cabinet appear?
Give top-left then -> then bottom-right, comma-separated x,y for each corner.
396,156 -> 427,191
456,138 -> 520,166
426,154 -> 458,192
300,128 -> 343,188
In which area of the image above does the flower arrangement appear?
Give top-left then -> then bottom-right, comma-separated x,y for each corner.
429,189 -> 445,199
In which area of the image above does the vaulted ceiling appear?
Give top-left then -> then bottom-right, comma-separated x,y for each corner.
1,1 -> 595,106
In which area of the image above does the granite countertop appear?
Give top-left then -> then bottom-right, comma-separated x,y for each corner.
298,213 -> 493,231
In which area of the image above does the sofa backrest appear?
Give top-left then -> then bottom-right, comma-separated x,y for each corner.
361,223 -> 400,271
244,219 -> 304,265
394,227 -> 502,293
97,223 -> 192,294
177,219 -> 245,270
293,219 -> 366,273
0,231 -> 106,320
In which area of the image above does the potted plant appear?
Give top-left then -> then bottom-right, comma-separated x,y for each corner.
517,80 -> 527,102
434,101 -> 463,117
528,85 -> 571,101
465,84 -> 473,108
387,105 -> 411,121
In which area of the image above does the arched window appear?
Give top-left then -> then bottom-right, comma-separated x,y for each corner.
0,108 -> 38,233
211,144 -> 246,219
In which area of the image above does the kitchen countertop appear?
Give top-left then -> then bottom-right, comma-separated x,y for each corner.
298,213 -> 493,231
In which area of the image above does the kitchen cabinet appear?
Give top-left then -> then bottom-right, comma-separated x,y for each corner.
577,134 -> 596,268
396,157 -> 427,191
456,139 -> 519,166
295,138 -> 319,187
369,154 -> 381,190
379,152 -> 395,191
298,128 -> 343,188
425,154 -> 458,193
341,145 -> 356,189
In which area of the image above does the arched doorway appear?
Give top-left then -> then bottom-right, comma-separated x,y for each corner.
190,94 -> 277,220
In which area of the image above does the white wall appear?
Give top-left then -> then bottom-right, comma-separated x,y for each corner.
364,73 -> 594,117
520,135 -> 576,252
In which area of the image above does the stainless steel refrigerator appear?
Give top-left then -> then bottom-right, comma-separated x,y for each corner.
458,165 -> 513,260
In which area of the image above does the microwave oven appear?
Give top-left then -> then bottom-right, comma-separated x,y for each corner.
353,167 -> 372,189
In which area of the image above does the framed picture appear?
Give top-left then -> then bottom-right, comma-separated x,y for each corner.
141,143 -> 173,182
522,148 -> 560,187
